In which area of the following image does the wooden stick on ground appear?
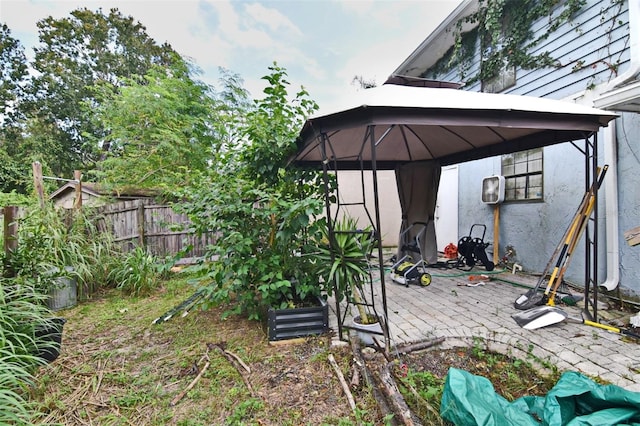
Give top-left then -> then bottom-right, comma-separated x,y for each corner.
224,349 -> 251,373
395,337 -> 446,355
328,354 -> 357,414
208,343 -> 256,396
349,336 -> 395,421
377,362 -> 416,426
170,358 -> 210,406
350,364 -> 360,389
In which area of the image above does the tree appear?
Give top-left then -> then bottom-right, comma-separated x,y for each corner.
27,8 -> 179,175
0,24 -> 28,127
177,64 -> 327,320
0,24 -> 30,193
88,60 -> 221,192
241,63 -> 319,189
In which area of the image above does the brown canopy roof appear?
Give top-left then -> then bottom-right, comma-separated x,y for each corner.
293,84 -> 617,170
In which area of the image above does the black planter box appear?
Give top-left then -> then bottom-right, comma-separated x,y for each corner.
34,317 -> 66,363
267,296 -> 329,341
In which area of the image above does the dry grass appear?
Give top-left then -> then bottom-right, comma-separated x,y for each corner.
29,273 -> 383,425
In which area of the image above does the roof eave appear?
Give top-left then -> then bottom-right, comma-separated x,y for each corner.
392,0 -> 479,78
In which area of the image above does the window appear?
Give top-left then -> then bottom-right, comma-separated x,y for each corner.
501,148 -> 543,201
480,6 -> 516,94
482,66 -> 516,93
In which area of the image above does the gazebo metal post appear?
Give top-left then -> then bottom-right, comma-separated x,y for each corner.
369,126 -> 390,349
319,133 -> 344,340
583,133 -> 599,321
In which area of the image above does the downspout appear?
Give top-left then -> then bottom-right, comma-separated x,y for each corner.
598,0 -> 639,291
600,121 -> 619,291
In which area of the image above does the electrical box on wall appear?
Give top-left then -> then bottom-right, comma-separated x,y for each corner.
481,175 -> 505,204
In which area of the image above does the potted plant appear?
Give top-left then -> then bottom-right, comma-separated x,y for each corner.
315,216 -> 383,344
175,64 -> 331,340
264,202 -> 330,341
180,176 -> 330,340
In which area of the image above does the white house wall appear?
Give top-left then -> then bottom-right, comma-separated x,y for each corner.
336,170 -> 402,247
419,0 -> 639,295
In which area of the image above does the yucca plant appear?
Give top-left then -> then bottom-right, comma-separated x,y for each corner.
315,216 -> 376,324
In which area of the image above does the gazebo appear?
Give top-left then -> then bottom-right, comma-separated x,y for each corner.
292,82 -> 617,346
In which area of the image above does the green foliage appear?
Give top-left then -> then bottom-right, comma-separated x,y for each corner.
180,176 -> 325,319
178,64 -> 326,320
314,216 -> 375,323
0,281 -> 54,424
224,398 -> 264,425
2,205 -> 120,299
26,7 -> 180,177
426,0 -> 586,84
0,191 -> 33,207
0,24 -> 28,126
107,246 -> 161,296
89,60 -> 217,192
241,63 -> 319,187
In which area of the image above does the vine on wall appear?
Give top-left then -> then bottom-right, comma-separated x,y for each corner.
424,0 -> 586,85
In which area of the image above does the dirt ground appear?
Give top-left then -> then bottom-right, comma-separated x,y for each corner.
31,278 -> 563,425
31,287 -> 381,425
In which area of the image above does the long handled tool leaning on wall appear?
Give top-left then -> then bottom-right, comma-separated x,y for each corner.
541,165 -> 608,307
513,165 -> 608,310
513,187 -> 591,310
513,166 -> 613,332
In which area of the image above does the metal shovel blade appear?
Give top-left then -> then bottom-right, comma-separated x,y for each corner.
512,306 -> 568,330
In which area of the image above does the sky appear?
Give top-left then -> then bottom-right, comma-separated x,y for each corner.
0,0 -> 462,113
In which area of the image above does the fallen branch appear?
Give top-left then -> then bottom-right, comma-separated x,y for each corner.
350,364 -> 360,389
376,362 -> 419,426
224,349 -> 251,373
208,343 -> 256,396
170,357 -> 210,406
328,354 -> 357,414
395,337 -> 445,355
350,337 -> 395,420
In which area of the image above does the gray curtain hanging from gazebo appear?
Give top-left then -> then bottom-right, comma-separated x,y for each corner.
395,160 -> 441,264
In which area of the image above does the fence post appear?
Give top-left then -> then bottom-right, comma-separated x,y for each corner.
32,161 -> 45,208
137,202 -> 145,248
3,206 -> 19,278
73,170 -> 82,210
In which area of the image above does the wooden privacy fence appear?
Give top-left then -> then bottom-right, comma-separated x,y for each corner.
2,200 -> 213,263
92,199 -> 214,262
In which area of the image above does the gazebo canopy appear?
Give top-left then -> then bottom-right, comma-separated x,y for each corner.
292,83 -> 618,345
293,84 -> 618,169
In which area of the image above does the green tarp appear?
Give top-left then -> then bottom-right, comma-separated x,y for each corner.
440,368 -> 640,426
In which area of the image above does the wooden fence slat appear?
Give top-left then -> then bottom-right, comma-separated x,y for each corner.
91,199 -> 214,260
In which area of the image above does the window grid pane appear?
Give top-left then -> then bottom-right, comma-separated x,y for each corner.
501,148 -> 543,201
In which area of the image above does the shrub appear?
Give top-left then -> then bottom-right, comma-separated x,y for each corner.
0,280 -> 53,424
2,205 -> 122,299
108,246 -> 160,296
